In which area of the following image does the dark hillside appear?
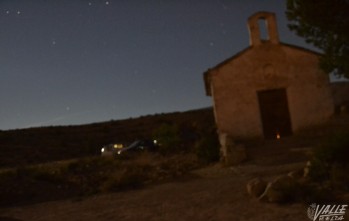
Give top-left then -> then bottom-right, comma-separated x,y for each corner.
0,107 -> 214,168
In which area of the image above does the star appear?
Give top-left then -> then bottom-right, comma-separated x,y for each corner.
6,10 -> 10,14
17,11 -> 21,15
88,2 -> 92,6
105,1 -> 109,5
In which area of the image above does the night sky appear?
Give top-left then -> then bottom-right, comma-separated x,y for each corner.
1,0 -> 316,130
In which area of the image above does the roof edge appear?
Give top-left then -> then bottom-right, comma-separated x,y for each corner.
205,42 -> 322,73
202,42 -> 323,95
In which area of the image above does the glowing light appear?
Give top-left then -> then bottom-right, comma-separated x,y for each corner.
101,148 -> 105,153
105,1 -> 109,5
276,133 -> 281,139
113,144 -> 123,149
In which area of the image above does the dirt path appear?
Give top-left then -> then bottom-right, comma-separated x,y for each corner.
0,163 -> 310,221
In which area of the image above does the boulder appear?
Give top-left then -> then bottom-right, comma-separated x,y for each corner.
247,177 -> 267,198
303,161 -> 312,178
287,169 -> 304,180
259,182 -> 284,203
259,175 -> 297,203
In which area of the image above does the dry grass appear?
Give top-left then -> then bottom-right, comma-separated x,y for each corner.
0,152 -> 201,208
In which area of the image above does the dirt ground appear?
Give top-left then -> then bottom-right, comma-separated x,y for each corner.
0,161 -> 312,221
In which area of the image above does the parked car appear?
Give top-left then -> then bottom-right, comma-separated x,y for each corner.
116,140 -> 158,155
100,143 -> 123,157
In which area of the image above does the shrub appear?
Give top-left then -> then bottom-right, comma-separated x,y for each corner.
309,131 -> 349,190
298,182 -> 335,203
313,132 -> 349,166
65,157 -> 120,195
100,165 -> 148,192
10,165 -> 66,185
153,123 -> 182,154
195,133 -> 220,164
30,166 -> 66,184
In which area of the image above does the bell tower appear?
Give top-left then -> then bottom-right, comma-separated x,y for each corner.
247,11 -> 279,47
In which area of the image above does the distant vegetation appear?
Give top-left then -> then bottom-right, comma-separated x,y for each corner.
0,107 -> 222,207
0,107 -> 216,168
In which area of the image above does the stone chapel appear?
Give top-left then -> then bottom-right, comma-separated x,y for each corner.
204,11 -> 334,139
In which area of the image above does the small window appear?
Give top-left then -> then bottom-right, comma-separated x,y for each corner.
258,18 -> 269,41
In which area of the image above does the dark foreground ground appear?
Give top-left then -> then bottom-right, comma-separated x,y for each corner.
1,162 -> 310,221
1,114 -> 348,221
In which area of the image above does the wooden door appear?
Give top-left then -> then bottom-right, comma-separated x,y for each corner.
257,88 -> 292,139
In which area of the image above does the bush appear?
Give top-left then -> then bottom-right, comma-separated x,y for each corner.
313,132 -> 349,166
153,123 -> 182,154
195,133 -> 220,164
298,182 -> 335,203
65,157 -> 120,195
100,165 -> 147,192
309,132 -> 349,190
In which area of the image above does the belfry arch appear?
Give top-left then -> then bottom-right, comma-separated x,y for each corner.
247,12 -> 279,46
